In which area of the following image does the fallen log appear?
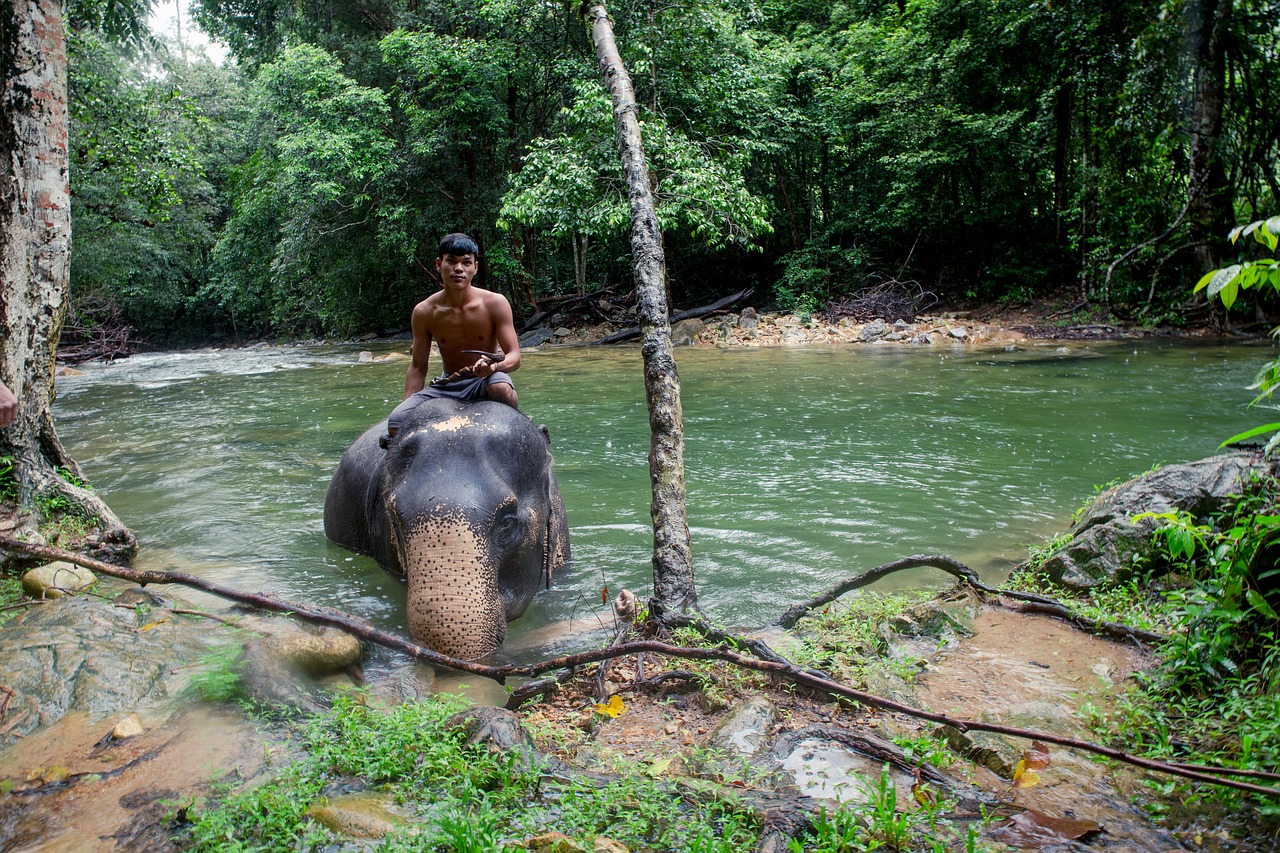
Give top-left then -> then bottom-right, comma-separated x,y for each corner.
591,287 -> 754,345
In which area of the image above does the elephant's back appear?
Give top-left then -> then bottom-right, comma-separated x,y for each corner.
323,420 -> 388,554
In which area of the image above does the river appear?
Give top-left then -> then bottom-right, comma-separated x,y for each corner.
52,337 -> 1272,662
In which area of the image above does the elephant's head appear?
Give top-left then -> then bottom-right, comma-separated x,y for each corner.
378,400 -> 566,659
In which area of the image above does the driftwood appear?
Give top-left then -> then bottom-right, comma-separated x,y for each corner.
57,304 -> 136,364
822,279 -> 937,324
591,287 -> 755,345
0,536 -> 1271,798
520,284 -> 625,333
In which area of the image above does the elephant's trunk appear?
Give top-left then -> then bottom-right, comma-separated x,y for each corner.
396,509 -> 505,660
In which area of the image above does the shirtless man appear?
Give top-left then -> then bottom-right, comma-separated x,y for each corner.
384,233 -> 521,441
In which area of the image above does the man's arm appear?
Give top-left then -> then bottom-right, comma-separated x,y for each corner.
403,304 -> 433,399
471,293 -> 521,377
0,380 -> 16,427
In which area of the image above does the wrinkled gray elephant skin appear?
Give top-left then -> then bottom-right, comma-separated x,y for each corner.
323,399 -> 569,659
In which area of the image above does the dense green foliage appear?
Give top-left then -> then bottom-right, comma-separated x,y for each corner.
1015,474 -> 1280,817
66,0 -> 1280,342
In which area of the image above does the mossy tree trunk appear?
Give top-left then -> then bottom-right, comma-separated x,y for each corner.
0,0 -> 135,561
1186,0 -> 1234,269
582,0 -> 697,619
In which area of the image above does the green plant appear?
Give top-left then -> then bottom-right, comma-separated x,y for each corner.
1195,216 -> 1280,452
187,645 -> 246,703
0,456 -> 17,504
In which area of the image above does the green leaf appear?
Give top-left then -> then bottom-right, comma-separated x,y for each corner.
1193,267 -> 1218,293
1218,422 -> 1280,448
1221,276 -> 1239,309
1205,265 -> 1241,302
1245,589 -> 1278,621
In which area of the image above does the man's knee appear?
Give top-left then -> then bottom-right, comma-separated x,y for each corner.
486,382 -> 518,408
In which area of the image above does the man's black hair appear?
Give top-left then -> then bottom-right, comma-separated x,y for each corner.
438,232 -> 480,258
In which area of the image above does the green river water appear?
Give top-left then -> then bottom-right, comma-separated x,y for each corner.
52,337 -> 1273,662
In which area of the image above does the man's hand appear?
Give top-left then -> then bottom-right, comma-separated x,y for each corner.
463,350 -> 503,378
0,381 -> 17,427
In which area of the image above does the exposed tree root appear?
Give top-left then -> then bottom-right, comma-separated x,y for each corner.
776,553 -> 1166,646
0,537 -> 1272,799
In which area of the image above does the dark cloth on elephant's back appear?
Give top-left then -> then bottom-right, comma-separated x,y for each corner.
387,371 -> 513,433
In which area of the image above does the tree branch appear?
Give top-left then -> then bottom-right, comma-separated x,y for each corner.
1,537 -> 1268,797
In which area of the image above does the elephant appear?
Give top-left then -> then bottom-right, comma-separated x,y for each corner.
323,398 -> 569,659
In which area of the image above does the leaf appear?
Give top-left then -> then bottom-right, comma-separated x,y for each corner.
992,810 -> 1102,846
601,585 -> 608,605
1205,265 -> 1241,303
1218,423 -> 1280,448
1013,740 -> 1051,788
1193,267 -> 1218,293
912,781 -> 939,807
593,694 -> 626,718
137,618 -> 170,632
1245,589 -> 1279,620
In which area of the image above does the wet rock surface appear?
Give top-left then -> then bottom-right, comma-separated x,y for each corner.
1036,448 -> 1272,587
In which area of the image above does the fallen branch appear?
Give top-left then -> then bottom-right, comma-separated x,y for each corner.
776,555 -> 1166,646
777,555 -> 982,628
996,599 -> 1165,646
2,537 -> 1273,798
591,288 -> 754,345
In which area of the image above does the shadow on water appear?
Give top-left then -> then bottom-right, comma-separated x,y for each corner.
52,338 -> 1268,671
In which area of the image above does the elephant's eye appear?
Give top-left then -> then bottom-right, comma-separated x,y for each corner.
493,506 -> 521,544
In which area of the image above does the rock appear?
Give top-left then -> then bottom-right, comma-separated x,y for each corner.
593,838 -> 629,853
235,617 -> 364,714
553,327 -> 573,337
111,713 -> 145,740
373,352 -> 408,362
857,319 -> 890,342
527,832 -> 586,852
22,562 -> 97,598
358,332 -> 379,342
306,792 -> 410,839
55,366 -> 84,377
1036,449 -> 1271,587
257,620 -> 363,676
704,695 -> 776,758
0,596 -> 225,738
356,351 -> 374,363
938,724 -> 1021,778
519,328 -> 555,347
894,319 -> 911,329
670,318 -> 705,346
947,327 -> 969,340
738,308 -> 759,329
446,705 -> 567,775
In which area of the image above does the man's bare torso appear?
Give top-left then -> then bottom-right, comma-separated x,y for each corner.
417,288 -> 505,375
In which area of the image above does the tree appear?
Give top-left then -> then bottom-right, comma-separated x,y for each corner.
1,0 -> 135,559
498,79 -> 771,295
581,0 -> 696,619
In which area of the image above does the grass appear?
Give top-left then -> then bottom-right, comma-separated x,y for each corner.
788,590 -> 945,688
180,693 -> 764,852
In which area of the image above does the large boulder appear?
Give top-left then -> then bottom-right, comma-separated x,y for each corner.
1034,449 -> 1272,588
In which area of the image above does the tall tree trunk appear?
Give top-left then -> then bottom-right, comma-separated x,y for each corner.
1186,0 -> 1234,268
0,0 -> 135,562
581,0 -> 696,619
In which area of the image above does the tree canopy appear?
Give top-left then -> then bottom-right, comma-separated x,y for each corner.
60,0 -> 1280,343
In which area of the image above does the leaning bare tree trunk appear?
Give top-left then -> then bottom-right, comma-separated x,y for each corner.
0,0 -> 135,562
582,0 -> 696,618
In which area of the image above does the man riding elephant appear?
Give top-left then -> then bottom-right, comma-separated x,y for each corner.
384,233 -> 520,446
